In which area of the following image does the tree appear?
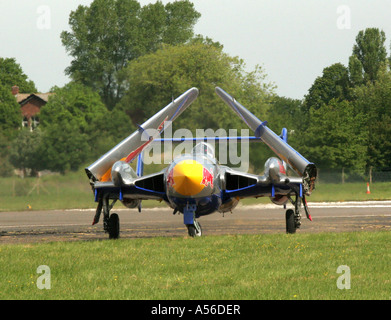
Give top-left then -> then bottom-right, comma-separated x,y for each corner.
9,128 -> 44,176
0,58 -> 37,176
348,54 -> 364,87
352,28 -> 387,83
304,63 -> 350,112
162,1 -> 201,45
38,82 -> 133,173
39,120 -> 90,173
116,42 -> 275,133
61,0 -> 200,109
0,84 -> 22,176
0,57 -> 37,93
298,99 -> 367,172
295,29 -> 391,174
40,82 -> 109,133
0,84 -> 21,137
115,42 -> 275,173
353,69 -> 391,169
266,96 -> 303,136
0,131 -> 14,176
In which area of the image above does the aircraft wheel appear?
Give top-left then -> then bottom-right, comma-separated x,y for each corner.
187,223 -> 202,237
108,213 -> 120,239
285,209 -> 296,234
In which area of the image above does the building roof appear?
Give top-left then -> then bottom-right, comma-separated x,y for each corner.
16,93 -> 54,105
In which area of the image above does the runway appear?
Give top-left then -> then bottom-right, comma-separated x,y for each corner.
1,201 -> 391,244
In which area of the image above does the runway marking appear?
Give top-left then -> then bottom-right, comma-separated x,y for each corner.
64,208 -> 172,212
308,201 -> 391,208
243,201 -> 391,210
1,223 -> 90,229
55,201 -> 391,213
315,214 -> 391,218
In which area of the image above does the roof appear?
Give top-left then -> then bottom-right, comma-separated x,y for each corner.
16,93 -> 54,105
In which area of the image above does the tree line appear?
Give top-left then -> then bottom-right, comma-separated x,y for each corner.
1,0 -> 390,180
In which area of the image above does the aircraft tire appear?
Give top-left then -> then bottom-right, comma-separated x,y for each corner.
187,223 -> 202,237
285,209 -> 296,234
108,213 -> 120,239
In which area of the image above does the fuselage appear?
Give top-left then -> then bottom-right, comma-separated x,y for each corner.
163,142 -> 235,217
164,155 -> 221,216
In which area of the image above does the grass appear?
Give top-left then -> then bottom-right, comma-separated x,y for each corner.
308,181 -> 391,202
0,231 -> 390,300
0,168 -> 390,212
0,170 -> 166,212
1,170 -> 389,300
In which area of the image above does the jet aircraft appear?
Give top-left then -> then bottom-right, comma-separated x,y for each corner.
85,87 -> 317,238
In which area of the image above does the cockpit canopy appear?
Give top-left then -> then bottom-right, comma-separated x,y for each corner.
191,142 -> 215,159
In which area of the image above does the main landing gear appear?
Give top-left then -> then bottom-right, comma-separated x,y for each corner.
93,195 -> 120,239
286,193 -> 312,234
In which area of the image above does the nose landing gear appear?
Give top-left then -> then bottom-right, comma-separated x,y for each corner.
184,203 -> 202,237
187,221 -> 202,237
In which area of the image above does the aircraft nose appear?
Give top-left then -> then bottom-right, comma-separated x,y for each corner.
172,160 -> 205,196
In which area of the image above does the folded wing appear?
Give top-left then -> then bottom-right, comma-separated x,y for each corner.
215,86 -> 317,195
86,87 -> 199,183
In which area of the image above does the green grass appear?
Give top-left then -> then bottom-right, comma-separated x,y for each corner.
241,182 -> 391,205
0,170 -> 166,211
308,181 -> 391,202
1,231 -> 390,300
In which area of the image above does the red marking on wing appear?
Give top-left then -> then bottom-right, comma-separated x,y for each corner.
125,139 -> 152,163
125,117 -> 168,163
278,160 -> 286,175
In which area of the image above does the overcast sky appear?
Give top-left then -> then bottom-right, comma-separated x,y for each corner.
1,0 -> 391,99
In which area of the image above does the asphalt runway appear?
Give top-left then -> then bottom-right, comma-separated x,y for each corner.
1,201 -> 391,244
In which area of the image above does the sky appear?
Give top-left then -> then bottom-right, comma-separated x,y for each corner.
1,0 -> 391,99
